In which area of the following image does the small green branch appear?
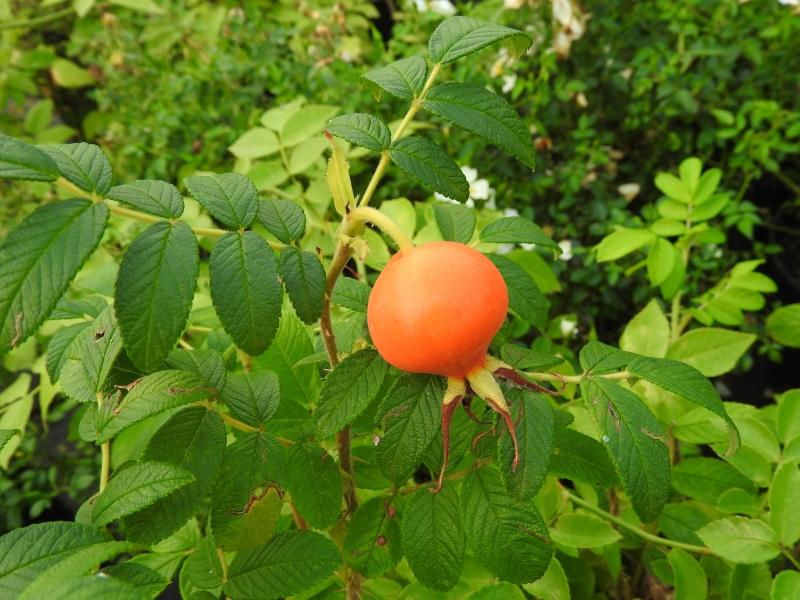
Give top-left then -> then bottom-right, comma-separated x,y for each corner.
96,392 -> 110,493
566,491 -> 711,555
0,7 -> 74,31
348,206 -> 413,251
519,370 -> 631,385
782,548 -> 800,571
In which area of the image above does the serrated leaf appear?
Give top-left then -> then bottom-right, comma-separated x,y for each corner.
596,228 -> 654,262
96,370 -> 213,443
92,461 -> 194,527
432,203 -> 475,243
500,345 -> 564,371
104,562 -> 168,598
376,374 -> 444,483
257,199 -> 305,244
184,173 -> 259,230
550,513 -> 621,548
315,349 -> 389,438
285,443 -> 342,529
39,143 -> 112,195
27,575 -> 142,600
108,180 -> 184,219
667,327 -> 755,377
428,17 -> 531,64
361,56 -> 427,100
481,216 -> 556,249
584,379 -> 671,522
0,133 -> 58,181
698,517 -> 780,563
326,134 -> 355,215
46,321 -> 91,382
115,221 -> 198,372
769,461 -> 800,547
332,277 -> 370,312
59,306 -> 123,403
672,457 -> 755,504
344,496 -> 402,577
461,467 -> 552,583
424,83 -> 534,169
550,426 -> 617,486
224,531 -> 340,600
0,430 -> 19,453
667,548 -> 707,600
222,372 -> 280,428
389,136 -> 469,202
209,232 -> 282,355
579,341 -> 635,374
0,199 -> 108,354
402,485 -> 465,591
229,127 -> 279,160
498,389 -> 553,500
327,113 -> 391,152
488,254 -> 548,329
183,536 -> 224,590
280,247 -> 325,324
620,299 -> 670,358
627,356 -> 740,454
166,348 -> 226,390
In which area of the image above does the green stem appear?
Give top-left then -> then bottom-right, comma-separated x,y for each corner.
519,370 -> 631,385
96,392 -> 110,493
783,548 -> 800,571
0,7 -> 74,31
348,206 -> 414,251
566,491 -> 710,555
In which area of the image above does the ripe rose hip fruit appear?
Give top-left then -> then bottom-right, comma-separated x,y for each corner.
367,241 -> 509,378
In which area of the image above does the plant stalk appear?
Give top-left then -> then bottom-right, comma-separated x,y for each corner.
96,392 -> 110,493
0,7 -> 74,31
348,206 -> 414,251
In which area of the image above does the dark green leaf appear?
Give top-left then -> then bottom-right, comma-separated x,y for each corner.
46,321 -> 91,383
672,457 -> 755,505
184,536 -> 224,590
104,563 -> 168,598
39,143 -> 112,195
361,56 -> 427,100
166,348 -> 227,390
327,113 -> 391,152
500,344 -> 564,371
184,173 -> 259,229
402,485 -> 465,591
0,199 -> 108,354
285,443 -> 342,529
481,217 -> 556,249
332,277 -> 371,312
315,349 -> 389,438
461,467 -> 552,583
389,136 -> 469,203
280,247 -> 325,324
424,83 -> 534,169
0,133 -> 58,181
108,180 -> 184,219
550,426 -> 617,486
428,17 -> 531,64
32,574 -> 147,599
488,254 -> 548,329
224,531 -> 341,600
257,199 -> 305,244
115,221 -> 198,372
578,341 -> 635,374
344,496 -> 402,577
209,232 -> 282,355
221,372 -> 280,428
432,203 -> 476,244
0,430 -> 19,454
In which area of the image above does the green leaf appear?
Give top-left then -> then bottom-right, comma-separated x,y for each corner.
550,513 -> 621,548
57,306 -> 122,403
695,169 -> 722,204
257,199 -> 305,244
579,341 -> 635,374
0,522 -> 109,597
523,557 -> 570,600
667,328 -> 756,377
224,531 -> 341,599
428,17 -> 531,64
0,430 -> 19,453
184,173 -> 259,230
425,83 -> 534,169
184,535 -> 224,590
285,443 -> 342,529
315,349 -> 389,438
698,517 -> 781,563
777,390 -> 800,445
498,389 -> 553,500
0,133 -> 58,181
389,136 -> 469,202
376,374 -> 444,483
767,304 -> 800,348
281,104 -> 339,147
361,56 -> 427,100
667,548 -> 707,600
647,237 -> 676,286
344,496 -> 402,577
327,113 -> 391,152
772,571 -> 800,599
769,461 -> 800,547
209,232 -> 282,355
115,221 -> 198,372
104,563 -> 168,598
222,372 -> 280,428
461,467 -> 552,583
280,247 -> 325,324
620,299 -> 670,358
108,180 -> 184,219
402,485 -> 465,592
166,348 -> 227,390
500,345 -> 564,371
0,199 -> 108,354
432,203 -> 476,243
596,228 -> 654,262
40,143 -> 112,195
25,575 -> 142,600
672,457 -> 755,504
627,356 -> 740,454
92,461 -> 194,527
332,277 -> 370,312
550,426 -> 617,486
480,216 -> 556,249
584,379 -> 671,522
96,370 -> 213,442
488,254 -> 548,329
655,172 -> 692,204
229,128 -> 280,160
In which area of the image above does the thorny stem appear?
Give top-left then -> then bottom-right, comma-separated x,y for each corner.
96,392 -> 110,493
566,491 -> 711,555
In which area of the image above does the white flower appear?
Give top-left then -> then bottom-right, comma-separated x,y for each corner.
779,0 -> 799,5
520,243 -> 536,251
557,239 -> 573,261
414,0 -> 457,15
496,243 -> 516,255
503,207 -> 519,218
502,74 -> 517,93
435,165 -> 494,206
617,183 -> 641,201
560,318 -> 577,337
504,0 -> 527,8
